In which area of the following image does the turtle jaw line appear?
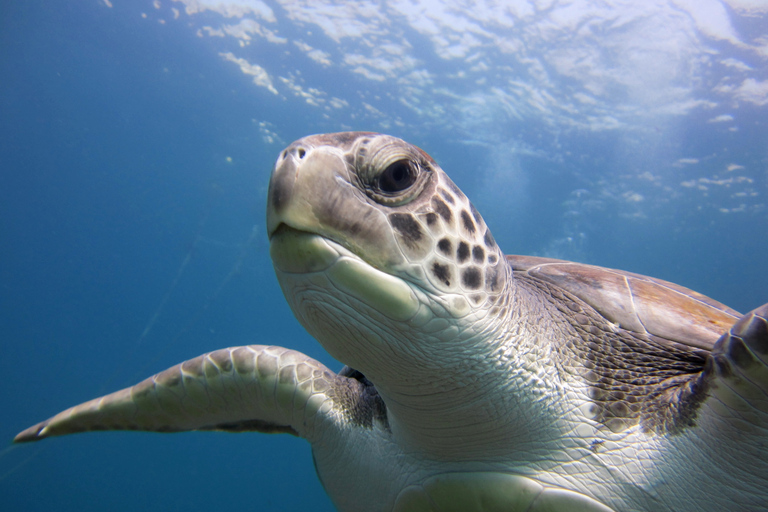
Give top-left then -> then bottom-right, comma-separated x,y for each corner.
270,222 -> 415,287
270,224 -> 421,327
269,223 -> 456,309
268,222 -> 317,242
269,222 -> 377,274
269,223 -> 340,275
269,223 -> 357,264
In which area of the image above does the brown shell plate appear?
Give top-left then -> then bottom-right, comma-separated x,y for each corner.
507,255 -> 741,351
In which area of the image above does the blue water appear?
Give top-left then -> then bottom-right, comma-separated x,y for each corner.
1,1 -> 766,511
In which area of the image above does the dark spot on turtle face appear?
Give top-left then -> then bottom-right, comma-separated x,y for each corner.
445,179 -> 463,198
462,267 -> 482,289
432,262 -> 451,286
437,238 -> 452,255
488,254 -> 498,264
439,188 -> 455,204
472,245 -> 485,263
485,266 -> 499,291
457,242 -> 470,263
425,212 -> 438,226
297,147 -> 306,159
389,213 -> 423,245
470,294 -> 484,305
432,197 -> 452,223
470,203 -> 483,225
461,210 -> 476,234
484,230 -> 496,249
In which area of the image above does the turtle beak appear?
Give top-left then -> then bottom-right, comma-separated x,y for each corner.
265,135 -> 357,241
267,132 -> 377,240
266,133 -> 410,273
266,140 -> 347,275
266,134 -> 420,324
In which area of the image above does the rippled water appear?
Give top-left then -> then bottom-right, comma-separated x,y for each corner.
2,1 -> 766,511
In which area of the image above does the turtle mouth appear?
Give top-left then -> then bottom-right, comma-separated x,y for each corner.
269,223 -> 341,274
268,222 -> 303,241
269,223 -> 420,322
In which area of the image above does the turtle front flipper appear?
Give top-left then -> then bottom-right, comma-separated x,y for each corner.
704,303 -> 768,428
14,345 -> 357,442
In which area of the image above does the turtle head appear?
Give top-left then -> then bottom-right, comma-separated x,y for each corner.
267,132 -> 509,387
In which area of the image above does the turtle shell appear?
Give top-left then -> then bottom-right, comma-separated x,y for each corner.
507,255 -> 741,351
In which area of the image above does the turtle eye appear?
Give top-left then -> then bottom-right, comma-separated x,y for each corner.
357,140 -> 431,206
377,160 -> 418,193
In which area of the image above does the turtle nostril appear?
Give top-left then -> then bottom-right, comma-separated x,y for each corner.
297,147 -> 306,159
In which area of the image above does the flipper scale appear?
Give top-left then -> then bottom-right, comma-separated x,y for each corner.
14,345 -> 343,442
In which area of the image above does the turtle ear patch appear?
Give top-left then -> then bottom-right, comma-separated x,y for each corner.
389,213 -> 432,261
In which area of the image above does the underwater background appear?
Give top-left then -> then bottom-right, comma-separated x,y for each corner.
1,1 -> 766,510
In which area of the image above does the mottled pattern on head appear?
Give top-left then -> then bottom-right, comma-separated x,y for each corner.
360,134 -> 505,303
270,132 -> 508,308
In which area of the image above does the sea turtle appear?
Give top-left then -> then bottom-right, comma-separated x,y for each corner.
15,132 -> 768,511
